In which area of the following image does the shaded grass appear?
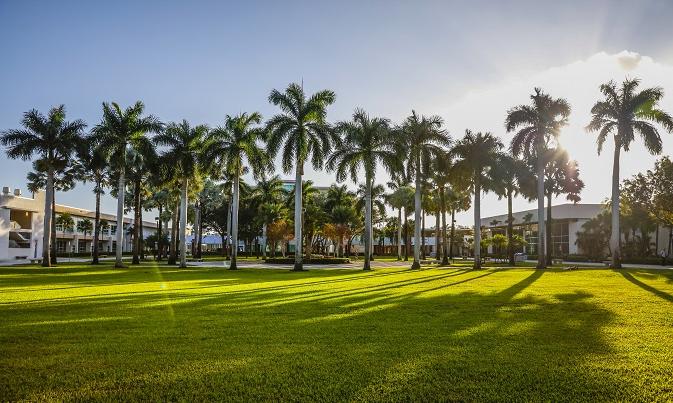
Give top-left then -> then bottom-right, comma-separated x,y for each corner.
1,262 -> 672,401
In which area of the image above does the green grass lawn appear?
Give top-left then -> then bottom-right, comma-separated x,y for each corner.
1,263 -> 672,401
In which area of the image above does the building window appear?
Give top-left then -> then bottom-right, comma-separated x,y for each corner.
56,240 -> 67,253
78,240 -> 87,253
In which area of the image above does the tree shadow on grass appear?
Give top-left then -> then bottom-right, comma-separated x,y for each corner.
0,268 -> 648,401
619,270 -> 673,303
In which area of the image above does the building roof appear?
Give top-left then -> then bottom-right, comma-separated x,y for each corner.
1,187 -> 157,229
480,203 -> 603,228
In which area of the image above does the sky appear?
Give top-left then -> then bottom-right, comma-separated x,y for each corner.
1,0 -> 673,226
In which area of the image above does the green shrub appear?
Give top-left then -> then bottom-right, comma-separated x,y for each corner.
264,257 -> 350,264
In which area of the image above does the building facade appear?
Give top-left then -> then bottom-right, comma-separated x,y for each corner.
0,187 -> 157,261
480,203 -> 671,257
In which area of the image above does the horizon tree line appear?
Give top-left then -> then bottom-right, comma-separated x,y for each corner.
2,77 -> 672,270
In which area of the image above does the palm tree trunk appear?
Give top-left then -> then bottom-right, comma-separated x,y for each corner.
51,196 -> 57,264
546,192 -> 553,266
139,210 -> 145,260
364,176 -> 372,271
92,188 -> 101,264
610,145 -> 622,268
450,209 -> 456,260
412,164 -> 422,269
179,178 -> 188,268
369,198 -> 374,260
441,189 -> 449,265
168,201 -> 178,265
536,151 -> 546,269
157,205 -> 163,261
397,208 -> 402,260
421,205 -> 426,260
262,223 -> 267,259
404,209 -> 409,261
474,178 -> 482,270
293,162 -> 304,271
226,195 -> 233,260
115,166 -> 126,268
195,204 -> 202,259
132,179 -> 141,265
435,191 -> 441,262
507,187 -> 515,266
41,168 -> 54,267
230,175 -> 240,270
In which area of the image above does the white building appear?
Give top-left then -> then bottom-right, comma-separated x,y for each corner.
0,186 -> 157,261
481,203 -> 671,256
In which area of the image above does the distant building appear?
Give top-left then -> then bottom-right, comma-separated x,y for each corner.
480,203 -> 670,256
0,186 -> 157,261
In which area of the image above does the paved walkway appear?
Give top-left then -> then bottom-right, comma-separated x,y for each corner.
2,256 -> 671,271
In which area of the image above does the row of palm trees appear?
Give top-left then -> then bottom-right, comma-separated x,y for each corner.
2,78 -> 671,270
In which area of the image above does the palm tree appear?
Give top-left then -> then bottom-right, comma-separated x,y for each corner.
206,113 -> 269,270
399,111 -> 451,269
492,154 -> 530,265
328,109 -> 400,270
386,174 -> 410,261
251,175 -> 285,259
91,101 -> 162,268
586,78 -> 673,269
430,149 -> 453,265
451,130 -> 503,269
147,188 -> 170,260
356,182 -> 386,260
266,83 -> 336,271
506,88 -> 570,269
77,218 -> 93,253
75,138 -> 110,264
445,186 -> 471,260
154,120 -> 209,268
1,105 -> 85,267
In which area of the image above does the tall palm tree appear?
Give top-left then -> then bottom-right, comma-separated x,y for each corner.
26,159 -> 79,264
356,182 -> 386,260
431,149 -> 453,265
399,111 -> 451,269
124,146 -> 156,264
451,130 -> 503,269
91,101 -> 162,268
1,105 -> 85,267
506,88 -> 570,269
266,83 -> 336,271
492,154 -> 530,265
328,109 -> 400,270
148,188 -> 170,260
154,120 -> 209,268
386,174 -> 410,261
586,78 -> 673,269
252,175 -> 285,259
75,137 -> 110,264
206,113 -> 269,270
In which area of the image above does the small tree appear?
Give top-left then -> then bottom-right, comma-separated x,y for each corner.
490,234 -> 508,259
77,218 -> 93,253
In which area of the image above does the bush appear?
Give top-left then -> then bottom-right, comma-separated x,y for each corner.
55,252 -> 135,257
264,257 -> 350,265
622,256 -> 666,265
565,254 -> 592,262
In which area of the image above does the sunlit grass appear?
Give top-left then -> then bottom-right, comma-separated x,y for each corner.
1,262 -> 672,401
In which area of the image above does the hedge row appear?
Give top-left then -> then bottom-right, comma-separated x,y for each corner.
264,257 -> 351,264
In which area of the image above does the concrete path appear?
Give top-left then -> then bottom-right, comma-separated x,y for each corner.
2,256 -> 671,271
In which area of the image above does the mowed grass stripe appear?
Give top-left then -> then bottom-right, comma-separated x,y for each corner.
1,263 -> 672,401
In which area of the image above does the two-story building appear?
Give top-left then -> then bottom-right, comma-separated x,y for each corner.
0,186 -> 158,261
